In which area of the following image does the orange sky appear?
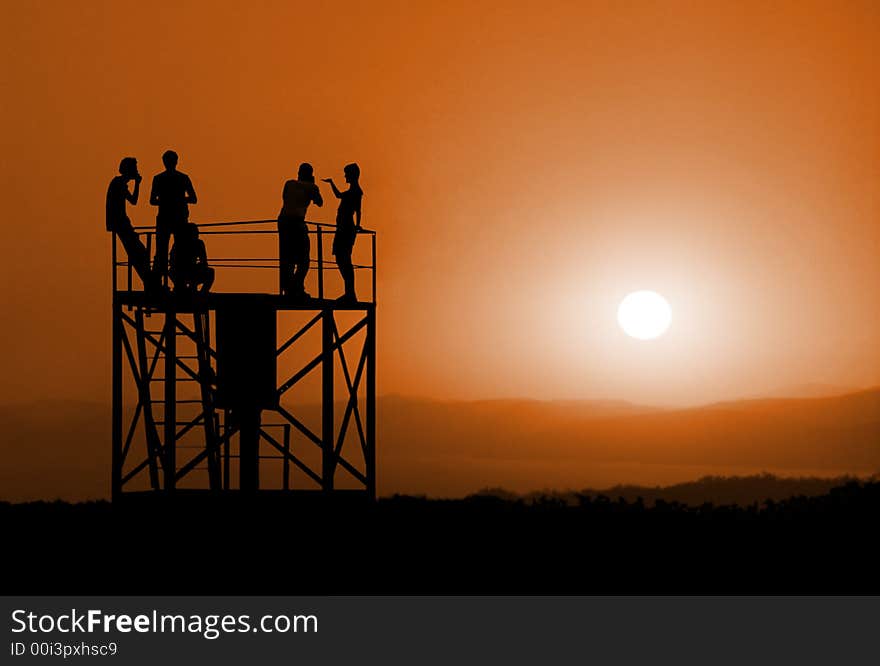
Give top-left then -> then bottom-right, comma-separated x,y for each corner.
1,0 -> 878,405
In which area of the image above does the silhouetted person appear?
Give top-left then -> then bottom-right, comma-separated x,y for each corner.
278,162 -> 323,299
150,150 -> 197,282
322,163 -> 362,303
170,223 -> 214,294
106,157 -> 162,293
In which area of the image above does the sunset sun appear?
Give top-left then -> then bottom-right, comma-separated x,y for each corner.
617,291 -> 672,340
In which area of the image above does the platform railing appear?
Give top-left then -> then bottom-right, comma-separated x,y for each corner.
112,219 -> 377,304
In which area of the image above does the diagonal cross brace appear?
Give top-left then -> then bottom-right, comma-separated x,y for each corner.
277,315 -> 368,397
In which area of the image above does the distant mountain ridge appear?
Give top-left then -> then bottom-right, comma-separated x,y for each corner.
752,382 -> 860,400
0,389 -> 877,501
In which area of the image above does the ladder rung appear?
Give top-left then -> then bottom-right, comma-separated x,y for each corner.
149,377 -> 200,382
149,399 -> 205,404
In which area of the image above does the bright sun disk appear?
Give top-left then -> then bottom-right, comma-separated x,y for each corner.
617,291 -> 672,340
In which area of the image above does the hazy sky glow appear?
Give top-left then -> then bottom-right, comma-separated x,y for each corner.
1,0 -> 878,405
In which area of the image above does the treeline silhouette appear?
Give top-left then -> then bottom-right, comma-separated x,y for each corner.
2,480 -> 878,594
475,473 -> 875,507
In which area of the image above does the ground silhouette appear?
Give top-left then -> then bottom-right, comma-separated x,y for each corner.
2,480 -> 878,594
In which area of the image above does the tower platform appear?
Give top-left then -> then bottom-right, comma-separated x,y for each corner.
115,289 -> 376,311
111,219 -> 377,500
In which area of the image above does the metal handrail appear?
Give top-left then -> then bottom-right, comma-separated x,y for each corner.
131,219 -> 377,233
113,219 -> 377,303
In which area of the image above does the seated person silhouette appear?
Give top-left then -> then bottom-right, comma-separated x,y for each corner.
322,163 -> 363,303
106,157 -> 162,293
278,162 -> 323,300
150,150 -> 197,283
170,223 -> 214,294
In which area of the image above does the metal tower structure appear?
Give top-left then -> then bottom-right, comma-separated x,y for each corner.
110,220 -> 377,500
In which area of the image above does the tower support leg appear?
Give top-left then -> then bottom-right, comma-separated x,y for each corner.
193,310 -> 221,490
163,309 -> 177,490
111,300 -> 123,501
366,308 -> 376,500
238,407 -> 261,492
135,308 -> 162,490
322,309 -> 335,492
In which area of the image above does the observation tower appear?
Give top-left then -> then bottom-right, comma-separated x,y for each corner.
110,220 -> 377,500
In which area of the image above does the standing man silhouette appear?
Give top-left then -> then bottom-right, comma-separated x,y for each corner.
150,150 -> 197,282
106,157 -> 161,293
278,162 -> 323,299
322,163 -> 363,303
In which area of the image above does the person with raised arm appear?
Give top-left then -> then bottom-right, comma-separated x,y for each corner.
278,162 -> 323,300
322,163 -> 363,303
106,157 -> 162,293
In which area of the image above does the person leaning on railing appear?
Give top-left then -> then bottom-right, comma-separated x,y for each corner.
106,157 -> 163,294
